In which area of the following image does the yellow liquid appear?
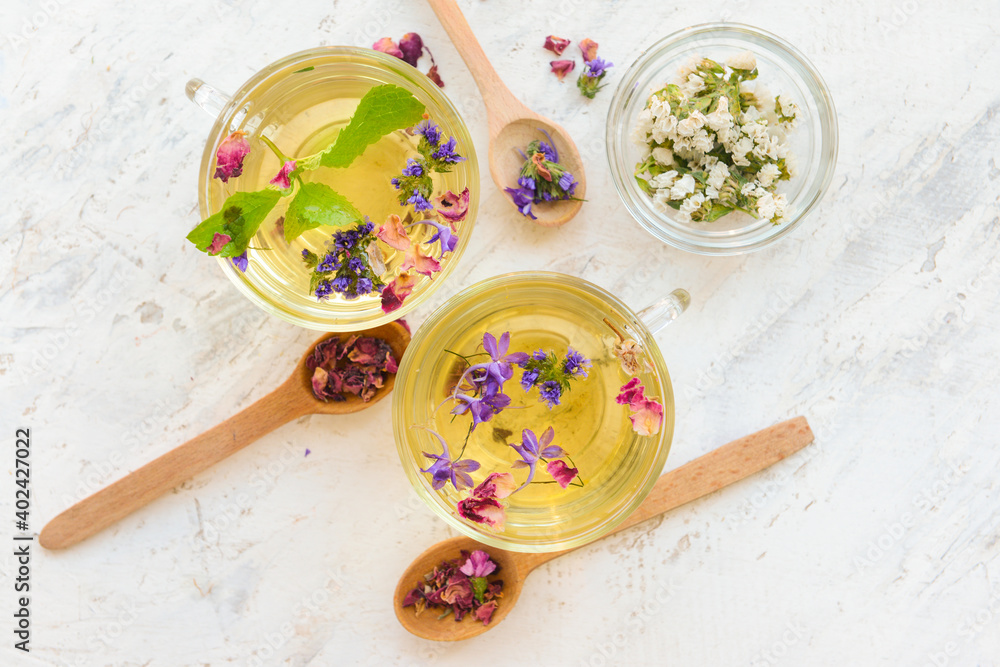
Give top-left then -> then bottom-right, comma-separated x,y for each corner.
206,71 -> 466,311
423,293 -> 668,514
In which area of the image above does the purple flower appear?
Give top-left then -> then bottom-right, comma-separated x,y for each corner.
407,189 -> 434,211
503,186 -> 536,219
415,119 -> 442,146
509,427 -> 564,490
332,275 -> 352,293
315,280 -> 334,300
532,349 -> 548,361
317,252 -> 340,273
356,277 -> 374,294
408,219 -> 458,256
539,380 -> 562,408
459,550 -> 497,578
432,136 -> 464,163
517,175 -> 536,191
520,367 -> 540,390
563,347 -> 591,378
231,251 -> 248,272
451,383 -> 511,429
584,57 -> 613,78
348,256 -> 365,273
481,332 -> 530,385
538,141 -> 559,163
401,158 -> 424,177
420,429 -> 481,491
558,171 -> 577,194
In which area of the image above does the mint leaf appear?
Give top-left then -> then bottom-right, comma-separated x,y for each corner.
471,577 -> 488,604
283,182 -> 362,242
319,84 -> 425,169
186,189 -> 281,257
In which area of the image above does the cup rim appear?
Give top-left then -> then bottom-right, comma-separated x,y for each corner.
391,270 -> 675,552
195,46 -> 479,330
606,22 -> 839,256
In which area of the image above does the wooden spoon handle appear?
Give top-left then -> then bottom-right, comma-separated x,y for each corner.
40,382 -> 310,550
425,0 -> 528,130
521,416 -> 814,571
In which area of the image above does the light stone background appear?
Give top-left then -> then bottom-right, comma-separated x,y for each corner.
2,0 -> 999,665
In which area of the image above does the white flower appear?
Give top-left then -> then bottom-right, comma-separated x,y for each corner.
678,193 -> 706,221
676,55 -> 701,80
753,84 -> 773,111
680,73 -> 705,97
727,50 -> 757,71
649,169 -> 678,189
652,189 -> 673,214
777,95 -> 799,120
669,173 -> 696,200
756,192 -> 777,220
651,146 -> 674,166
707,162 -> 730,190
741,182 -> 758,197
690,129 -> 714,153
651,114 -> 678,143
649,96 -> 672,120
706,97 -> 734,132
705,185 -> 720,200
740,104 -> 761,123
676,111 -> 706,137
731,136 -> 754,162
632,108 -> 654,144
756,162 -> 781,187
773,193 -> 788,219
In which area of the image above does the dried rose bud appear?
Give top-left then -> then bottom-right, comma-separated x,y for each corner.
549,59 -> 575,81
543,35 -> 570,55
579,37 -> 599,62
435,187 -> 470,222
269,160 -> 296,189
213,131 -> 250,182
372,37 -> 403,59
399,32 -> 424,67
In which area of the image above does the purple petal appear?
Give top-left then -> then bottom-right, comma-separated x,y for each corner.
482,332 -> 499,359
505,351 -> 530,364
539,426 -> 555,447
495,331 -> 511,357
540,445 -> 565,459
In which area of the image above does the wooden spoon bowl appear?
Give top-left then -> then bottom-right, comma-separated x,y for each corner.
40,321 -> 410,550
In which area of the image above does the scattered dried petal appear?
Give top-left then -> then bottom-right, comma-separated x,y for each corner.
550,59 -> 575,81
213,131 -> 250,182
546,459 -> 579,488
207,232 -> 230,255
269,160 -> 296,189
399,32 -> 424,67
400,243 -> 442,277
426,63 -> 445,87
377,214 -> 411,251
372,37 -> 403,59
629,398 -> 664,436
380,272 -> 419,313
457,495 -> 506,530
435,187 -> 470,222
543,35 -> 571,55
579,38 -> 599,62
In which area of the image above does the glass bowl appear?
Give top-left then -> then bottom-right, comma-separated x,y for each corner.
190,47 -> 478,330
392,272 -> 680,553
606,23 -> 838,255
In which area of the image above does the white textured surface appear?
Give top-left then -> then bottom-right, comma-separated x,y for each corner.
2,1 -> 1000,665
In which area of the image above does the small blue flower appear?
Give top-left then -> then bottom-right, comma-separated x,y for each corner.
563,347 -> 591,378
315,280 -> 334,300
520,367 -> 540,390
407,189 -> 434,211
532,349 -> 548,362
348,256 -> 365,274
231,251 -> 248,272
518,175 -> 536,190
390,177 -> 401,189
539,380 -> 562,408
558,171 -> 577,194
332,275 -> 352,293
401,158 -> 424,177
432,136 -> 465,164
356,277 -> 374,294
584,57 -> 613,78
503,186 -> 536,219
415,119 -> 442,147
538,141 -> 558,163
317,252 -> 340,273
361,218 -> 374,235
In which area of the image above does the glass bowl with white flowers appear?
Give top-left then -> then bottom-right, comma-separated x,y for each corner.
606,24 -> 838,255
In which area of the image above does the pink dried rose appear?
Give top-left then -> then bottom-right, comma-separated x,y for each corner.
372,37 -> 403,59
457,494 -> 506,530
399,32 -> 424,67
206,232 -> 230,255
546,459 -> 579,488
615,376 -> 646,408
269,160 -> 296,189
544,35 -> 571,55
400,243 -> 442,277
579,37 -> 599,62
435,187 -> 470,222
473,472 -> 516,500
306,335 -> 396,402
459,550 -> 497,578
550,59 -> 576,81
380,272 -> 418,313
401,550 -> 503,624
213,130 -> 250,182
474,600 -> 498,625
629,398 -> 664,436
376,214 -> 411,251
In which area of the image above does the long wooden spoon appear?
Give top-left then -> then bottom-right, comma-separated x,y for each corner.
426,0 -> 585,227
394,416 -> 813,640
40,322 -> 410,550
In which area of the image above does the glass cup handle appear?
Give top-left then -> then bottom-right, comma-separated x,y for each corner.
185,78 -> 232,119
637,289 -> 690,335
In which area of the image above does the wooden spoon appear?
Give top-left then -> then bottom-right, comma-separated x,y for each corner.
426,0 -> 585,227
40,322 -> 410,550
394,416 -> 813,640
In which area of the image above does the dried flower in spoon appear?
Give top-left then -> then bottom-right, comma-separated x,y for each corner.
504,130 -> 579,219
401,549 -> 504,624
306,335 -> 398,402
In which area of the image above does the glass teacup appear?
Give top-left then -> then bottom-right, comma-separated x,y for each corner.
186,46 -> 479,330
393,272 -> 689,552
